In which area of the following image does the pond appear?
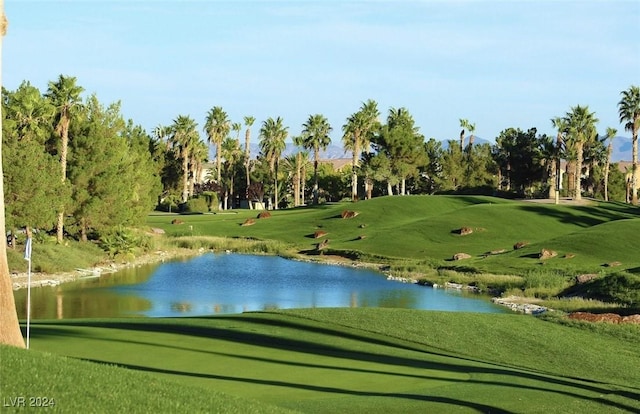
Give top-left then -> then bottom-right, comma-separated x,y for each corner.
14,253 -> 507,319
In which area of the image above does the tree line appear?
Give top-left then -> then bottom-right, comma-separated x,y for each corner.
2,77 -> 160,245
2,76 -> 639,245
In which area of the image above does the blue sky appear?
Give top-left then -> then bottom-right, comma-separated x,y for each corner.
3,0 -> 639,145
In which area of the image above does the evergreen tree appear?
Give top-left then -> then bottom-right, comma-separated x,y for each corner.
492,128 -> 545,197
372,107 -> 426,195
417,138 -> 445,194
2,82 -> 65,241
441,140 -> 464,191
122,121 -> 162,219
67,95 -> 131,240
2,138 -> 63,237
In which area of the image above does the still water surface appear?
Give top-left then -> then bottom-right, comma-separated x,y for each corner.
15,253 -> 507,319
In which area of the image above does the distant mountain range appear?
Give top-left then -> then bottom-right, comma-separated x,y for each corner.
611,136 -> 634,162
212,137 -> 634,163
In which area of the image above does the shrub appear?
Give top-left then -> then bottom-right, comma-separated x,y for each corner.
158,198 -> 179,212
582,273 -> 640,306
100,227 -> 140,258
201,191 -> 219,211
184,197 -> 209,213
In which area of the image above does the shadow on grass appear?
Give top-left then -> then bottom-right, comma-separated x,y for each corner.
516,204 -> 626,228
28,315 -> 640,413
79,358 -> 517,414
73,342 -> 640,414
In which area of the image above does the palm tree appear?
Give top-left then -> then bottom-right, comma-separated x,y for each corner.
301,114 -> 332,204
538,134 -> 557,198
6,81 -> 54,143
221,137 -> 242,209
152,124 -> 171,151
290,141 -> 311,205
170,115 -> 200,203
618,85 -> 640,205
459,119 -> 476,151
550,116 -> 568,203
603,127 -> 617,202
232,122 -> 241,139
45,74 -> 84,243
0,0 -> 26,348
259,117 -> 288,209
342,99 -> 380,201
204,106 -> 230,185
282,154 -> 301,207
243,116 -> 255,204
459,119 -> 477,187
563,105 -> 599,201
189,139 -> 208,199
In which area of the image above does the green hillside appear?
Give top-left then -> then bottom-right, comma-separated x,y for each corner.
147,196 -> 640,276
5,309 -> 639,413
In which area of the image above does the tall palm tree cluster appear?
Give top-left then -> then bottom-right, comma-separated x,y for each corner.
151,86 -> 639,211
547,87 -> 639,204
618,86 -> 640,205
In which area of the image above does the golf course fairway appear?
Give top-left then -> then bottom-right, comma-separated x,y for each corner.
4,308 -> 640,413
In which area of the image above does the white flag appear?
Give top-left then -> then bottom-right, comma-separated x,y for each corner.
24,236 -> 32,261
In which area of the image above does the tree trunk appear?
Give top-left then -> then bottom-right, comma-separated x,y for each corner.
351,137 -> 360,201
632,130 -> 638,205
313,150 -> 319,204
229,175 -> 235,210
216,142 -> 222,184
245,129 -> 251,198
575,142 -> 583,201
56,117 -> 70,244
387,181 -> 393,196
295,153 -> 301,206
181,156 -> 189,203
366,177 -> 373,199
604,142 -> 612,202
81,217 -> 88,242
566,161 -> 575,198
555,158 -> 561,205
274,162 -> 279,210
548,159 -> 556,199
188,169 -> 195,200
293,170 -> 299,207
301,163 -> 306,205
401,178 -> 406,195
0,2 -> 26,347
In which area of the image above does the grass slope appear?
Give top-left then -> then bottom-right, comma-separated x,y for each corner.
0,344 -> 292,414
147,196 -> 640,276
5,309 -> 639,413
476,218 -> 640,274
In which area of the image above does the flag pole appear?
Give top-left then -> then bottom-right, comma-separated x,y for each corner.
24,229 -> 32,349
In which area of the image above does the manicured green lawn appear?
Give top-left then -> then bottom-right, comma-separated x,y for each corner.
147,196 -> 640,277
5,309 -> 639,413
